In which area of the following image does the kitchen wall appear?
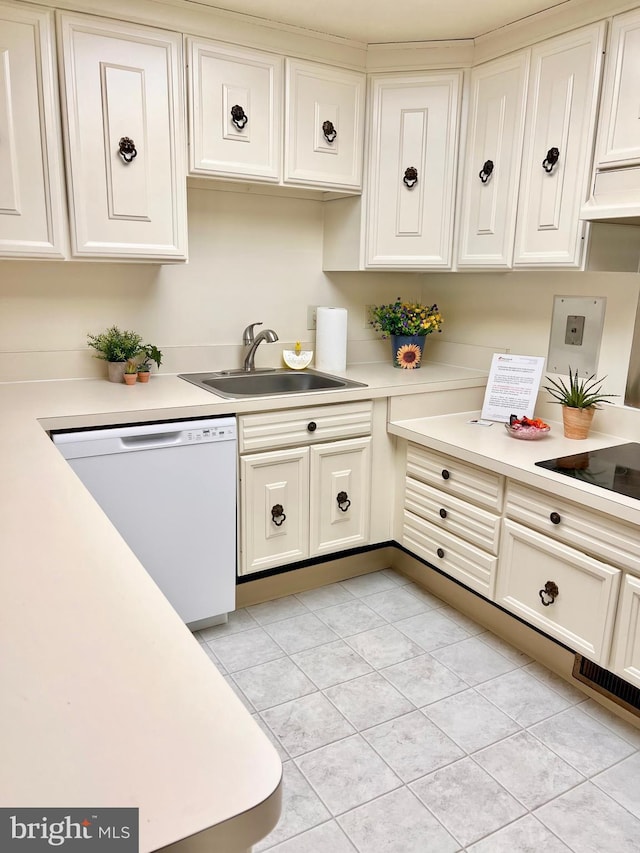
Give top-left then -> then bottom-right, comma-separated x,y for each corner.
0,184 -> 639,398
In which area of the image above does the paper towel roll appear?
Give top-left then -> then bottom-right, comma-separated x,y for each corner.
315,307 -> 348,373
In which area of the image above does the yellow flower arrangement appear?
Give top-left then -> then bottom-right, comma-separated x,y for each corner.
370,298 -> 443,337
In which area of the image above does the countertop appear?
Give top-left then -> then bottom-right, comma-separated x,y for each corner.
0,360 -> 487,852
389,410 -> 640,527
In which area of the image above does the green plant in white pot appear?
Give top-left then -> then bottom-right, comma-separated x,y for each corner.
87,326 -> 143,383
543,368 -> 617,439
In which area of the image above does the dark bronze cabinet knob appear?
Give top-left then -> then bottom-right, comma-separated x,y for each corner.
271,504 -> 286,526
307,421 -> 317,432
436,547 -> 445,559
322,120 -> 337,143
439,508 -> 448,519
231,105 -> 248,130
539,580 -> 559,606
542,147 -> 560,172
550,512 -> 561,525
118,137 -> 137,163
337,491 -> 351,512
403,166 -> 418,188
479,159 -> 494,183
441,469 -> 450,480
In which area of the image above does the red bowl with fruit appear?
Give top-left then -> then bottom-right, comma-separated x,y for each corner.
504,415 -> 551,440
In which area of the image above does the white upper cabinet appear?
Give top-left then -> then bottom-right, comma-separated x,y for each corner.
513,23 -> 605,268
284,59 -> 365,191
595,8 -> 640,168
187,39 -> 282,182
58,13 -> 187,260
366,72 -> 462,269
456,52 -> 529,269
0,2 -> 66,258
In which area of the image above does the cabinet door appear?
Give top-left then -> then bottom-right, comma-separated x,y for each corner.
0,3 -> 66,258
284,59 -> 365,190
456,52 -> 529,269
187,38 -> 282,182
240,447 -> 309,575
366,72 -> 462,269
611,574 -> 640,690
310,437 -> 371,556
596,9 -> 640,167
59,13 -> 187,260
497,520 -> 620,664
513,23 -> 605,268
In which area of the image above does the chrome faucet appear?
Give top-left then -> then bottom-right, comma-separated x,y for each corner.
242,322 -> 279,371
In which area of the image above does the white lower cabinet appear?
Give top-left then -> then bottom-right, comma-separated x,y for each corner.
497,519 -> 620,665
0,2 -> 67,258
238,402 -> 373,576
402,443 -> 503,597
611,575 -> 640,689
58,13 -> 187,260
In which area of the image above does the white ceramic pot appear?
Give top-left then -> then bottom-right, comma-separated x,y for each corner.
107,361 -> 127,383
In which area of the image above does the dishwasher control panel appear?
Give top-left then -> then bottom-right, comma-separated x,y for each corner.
185,423 -> 236,442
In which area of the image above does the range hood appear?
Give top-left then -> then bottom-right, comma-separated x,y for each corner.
581,166 -> 640,225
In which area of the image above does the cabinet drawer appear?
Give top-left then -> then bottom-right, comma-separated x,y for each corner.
497,520 -> 620,664
506,481 -> 640,573
405,477 -> 500,554
403,510 -> 497,598
239,401 -> 372,453
611,574 -> 640,690
406,444 -> 504,511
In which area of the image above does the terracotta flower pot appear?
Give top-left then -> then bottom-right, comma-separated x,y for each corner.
137,371 -> 150,383
123,373 -> 137,386
562,406 -> 595,439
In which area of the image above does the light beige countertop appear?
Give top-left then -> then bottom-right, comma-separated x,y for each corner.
0,361 -> 487,852
389,410 -> 640,527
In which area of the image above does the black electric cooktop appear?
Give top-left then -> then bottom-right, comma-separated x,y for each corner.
535,442 -> 640,501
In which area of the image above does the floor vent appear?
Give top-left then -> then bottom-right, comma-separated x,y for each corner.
573,655 -> 640,719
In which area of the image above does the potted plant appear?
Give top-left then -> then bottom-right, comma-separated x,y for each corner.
370,298 -> 443,369
123,359 -> 138,385
543,368 -> 618,439
136,344 -> 163,382
87,326 -> 143,383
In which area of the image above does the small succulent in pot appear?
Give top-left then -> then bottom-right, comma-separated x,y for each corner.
138,344 -> 163,371
543,367 -> 618,439
123,359 -> 138,385
542,368 -> 617,409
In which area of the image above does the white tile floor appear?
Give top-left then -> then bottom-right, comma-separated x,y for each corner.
196,569 -> 640,853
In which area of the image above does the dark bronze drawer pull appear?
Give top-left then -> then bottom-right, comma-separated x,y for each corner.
439,508 -> 448,519
231,104 -> 248,130
436,547 -> 445,559
550,512 -> 561,525
441,469 -> 450,480
271,504 -> 286,526
479,159 -> 494,183
542,147 -> 559,173
322,120 -> 337,143
403,166 -> 418,188
118,137 -> 137,164
337,490 -> 351,512
307,421 -> 317,433
539,580 -> 559,606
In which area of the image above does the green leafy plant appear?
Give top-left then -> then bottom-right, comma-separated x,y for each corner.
87,326 -> 143,363
543,368 -> 618,409
370,298 -> 443,338
138,344 -> 163,371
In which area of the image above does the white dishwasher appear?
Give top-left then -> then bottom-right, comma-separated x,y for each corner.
53,418 -> 237,628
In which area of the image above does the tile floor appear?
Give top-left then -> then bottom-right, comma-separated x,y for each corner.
195,569 -> 640,853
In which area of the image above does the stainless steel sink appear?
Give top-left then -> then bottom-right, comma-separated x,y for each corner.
179,368 -> 367,399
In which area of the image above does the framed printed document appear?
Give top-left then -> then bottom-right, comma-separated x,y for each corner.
481,354 -> 545,422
